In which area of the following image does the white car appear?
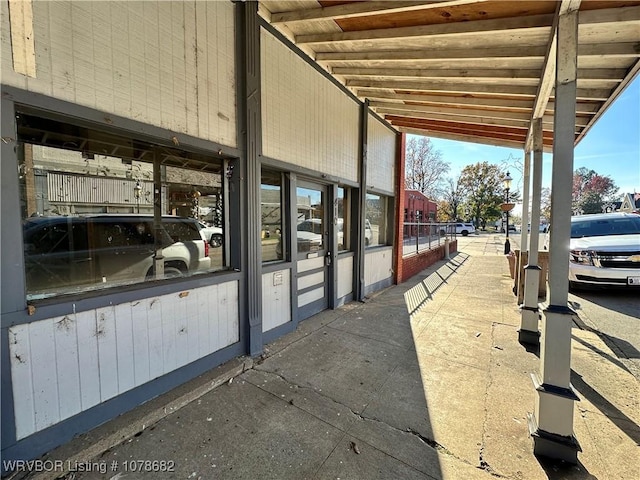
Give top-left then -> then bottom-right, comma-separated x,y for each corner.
455,223 -> 476,236
197,221 -> 223,248
562,213 -> 640,289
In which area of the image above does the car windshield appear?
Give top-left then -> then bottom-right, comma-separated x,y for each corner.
571,216 -> 640,238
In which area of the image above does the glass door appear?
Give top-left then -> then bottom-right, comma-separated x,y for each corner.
295,182 -> 330,319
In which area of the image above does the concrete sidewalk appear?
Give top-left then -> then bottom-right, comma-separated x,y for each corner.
16,234 -> 639,480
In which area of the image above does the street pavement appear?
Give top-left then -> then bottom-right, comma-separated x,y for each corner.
14,233 -> 639,480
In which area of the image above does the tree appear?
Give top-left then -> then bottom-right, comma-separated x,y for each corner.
572,167 -> 618,214
440,176 -> 463,221
404,136 -> 450,198
458,162 -> 513,229
540,187 -> 552,223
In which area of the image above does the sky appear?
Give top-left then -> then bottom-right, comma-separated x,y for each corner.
412,74 -> 640,200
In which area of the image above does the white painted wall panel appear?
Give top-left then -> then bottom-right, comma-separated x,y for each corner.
261,30 -> 359,182
52,315 -> 82,421
9,281 -> 239,439
298,287 -> 325,307
298,272 -> 324,291
365,247 -> 394,289
76,310 -> 101,411
96,307 -> 119,402
114,303 -> 135,394
9,324 -> 35,440
367,115 -> 396,194
28,319 -> 59,433
297,256 -> 325,274
337,256 -> 354,300
262,270 -> 292,332
0,1 -> 236,148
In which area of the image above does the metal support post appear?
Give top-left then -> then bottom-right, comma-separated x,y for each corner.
528,9 -> 581,464
519,119 -> 543,345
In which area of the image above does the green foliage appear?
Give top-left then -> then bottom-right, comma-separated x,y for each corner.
458,162 -> 511,228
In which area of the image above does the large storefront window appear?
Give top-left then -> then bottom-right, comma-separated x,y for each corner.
365,192 -> 390,248
261,170 -> 285,263
17,113 -> 227,300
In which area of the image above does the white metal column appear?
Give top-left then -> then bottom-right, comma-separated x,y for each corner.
519,150 -> 531,256
528,9 -> 581,463
519,119 -> 543,345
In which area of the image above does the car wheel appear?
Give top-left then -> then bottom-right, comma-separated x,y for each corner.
164,265 -> 186,278
461,230 -> 469,236
210,234 -> 223,248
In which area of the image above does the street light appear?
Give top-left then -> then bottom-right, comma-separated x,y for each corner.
502,171 -> 513,255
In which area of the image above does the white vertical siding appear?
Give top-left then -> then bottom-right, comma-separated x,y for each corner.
365,247 -> 394,289
337,255 -> 353,300
367,114 -> 397,193
0,1 -> 236,148
262,270 -> 292,332
261,29 -> 359,182
9,281 -> 239,440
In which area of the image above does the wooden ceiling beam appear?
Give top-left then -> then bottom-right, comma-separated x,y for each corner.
296,13 -> 554,45
371,101 -> 589,127
375,108 -> 534,130
398,126 -> 545,150
316,45 -> 548,63
346,79 -> 611,100
336,67 -> 626,81
355,89 -> 601,114
357,90 -> 536,110
346,79 -> 539,96
316,43 -> 640,63
387,116 -> 535,141
375,107 -> 587,133
336,68 -> 544,80
271,1 -> 489,25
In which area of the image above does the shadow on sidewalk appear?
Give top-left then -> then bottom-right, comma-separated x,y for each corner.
403,253 -> 469,316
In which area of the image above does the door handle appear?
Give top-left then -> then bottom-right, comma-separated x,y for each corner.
325,251 -> 332,266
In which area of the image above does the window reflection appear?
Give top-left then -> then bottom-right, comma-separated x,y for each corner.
296,186 -> 324,254
365,193 -> 389,247
17,113 -> 226,300
337,187 -> 349,251
261,171 -> 284,262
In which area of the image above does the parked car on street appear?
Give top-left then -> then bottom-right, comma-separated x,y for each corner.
546,213 -> 640,289
455,222 -> 476,236
23,215 -> 211,299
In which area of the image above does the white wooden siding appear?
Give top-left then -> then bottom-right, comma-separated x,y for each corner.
337,255 -> 353,300
9,281 -> 239,440
0,1 -> 236,148
262,270 -> 292,332
364,247 -> 394,289
366,114 -> 396,193
261,29 -> 359,182
298,287 -> 325,307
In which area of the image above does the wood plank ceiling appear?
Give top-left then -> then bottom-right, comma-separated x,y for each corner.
259,0 -> 640,151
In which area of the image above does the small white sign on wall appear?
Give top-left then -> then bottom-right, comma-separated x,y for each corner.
273,271 -> 283,286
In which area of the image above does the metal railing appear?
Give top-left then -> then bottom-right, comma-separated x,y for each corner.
402,222 -> 457,257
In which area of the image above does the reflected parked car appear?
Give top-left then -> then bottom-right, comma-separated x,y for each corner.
550,213 -> 640,289
197,220 -> 223,248
23,215 -> 211,299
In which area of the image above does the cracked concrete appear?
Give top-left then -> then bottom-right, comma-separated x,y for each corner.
20,234 -> 639,480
